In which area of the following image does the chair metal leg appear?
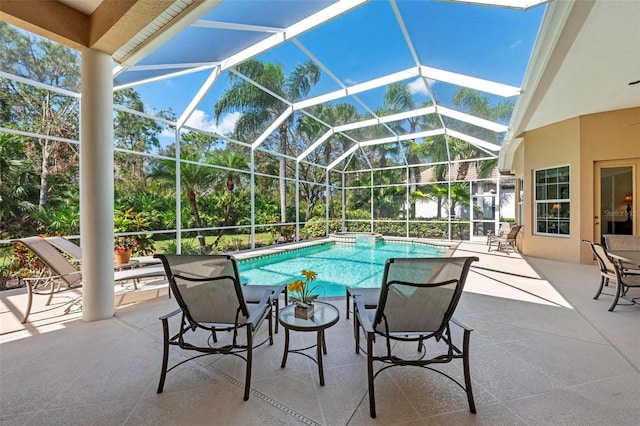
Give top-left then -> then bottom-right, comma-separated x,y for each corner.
273,297 -> 279,334
21,280 -> 34,324
608,281 -> 622,312
594,276 -> 606,299
462,328 -> 476,414
244,327 -> 252,401
268,305 -> 274,345
157,317 -> 170,394
346,289 -> 350,319
367,332 -> 376,418
354,309 -> 361,353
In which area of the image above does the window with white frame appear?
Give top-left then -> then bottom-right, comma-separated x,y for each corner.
534,166 -> 570,236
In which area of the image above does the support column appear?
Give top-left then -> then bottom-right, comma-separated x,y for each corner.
80,49 -> 114,321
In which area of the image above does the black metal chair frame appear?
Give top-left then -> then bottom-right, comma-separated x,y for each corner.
584,240 -> 640,311
353,256 -> 478,418
155,254 -> 274,401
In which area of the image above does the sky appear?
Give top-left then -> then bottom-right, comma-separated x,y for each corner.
125,0 -> 547,145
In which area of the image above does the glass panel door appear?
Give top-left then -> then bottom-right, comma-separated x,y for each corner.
599,166 -> 633,241
470,181 -> 497,240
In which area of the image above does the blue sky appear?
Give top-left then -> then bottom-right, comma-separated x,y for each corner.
130,0 -> 546,140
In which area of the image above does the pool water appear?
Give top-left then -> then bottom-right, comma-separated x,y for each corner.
237,240 -> 447,297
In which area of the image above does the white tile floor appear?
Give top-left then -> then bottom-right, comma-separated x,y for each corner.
1,242 -> 638,425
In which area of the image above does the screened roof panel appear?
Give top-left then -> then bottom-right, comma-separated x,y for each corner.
92,1 -> 547,170
136,27 -> 269,66
401,1 -> 545,86
113,66 -> 201,87
201,0 -> 338,28
441,116 -> 504,143
294,1 -> 417,86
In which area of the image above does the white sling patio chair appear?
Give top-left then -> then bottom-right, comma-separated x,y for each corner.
153,254 -> 274,400
353,256 -> 479,418
16,236 -> 166,323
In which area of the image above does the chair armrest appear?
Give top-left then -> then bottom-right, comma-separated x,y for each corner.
258,288 -> 274,306
21,270 -> 82,282
353,294 -> 375,333
451,316 -> 473,332
249,289 -> 273,329
159,308 -> 182,321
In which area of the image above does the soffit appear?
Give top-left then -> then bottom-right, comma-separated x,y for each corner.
510,0 -> 640,137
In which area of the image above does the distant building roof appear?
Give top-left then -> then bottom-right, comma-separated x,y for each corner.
415,162 -> 515,187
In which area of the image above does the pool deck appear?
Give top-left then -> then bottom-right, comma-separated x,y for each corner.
1,241 -> 638,425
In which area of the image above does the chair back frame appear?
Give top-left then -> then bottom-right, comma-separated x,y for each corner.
156,254 -> 250,323
372,257 -> 476,338
353,256 -> 479,418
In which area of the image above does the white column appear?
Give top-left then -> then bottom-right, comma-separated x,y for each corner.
80,48 -> 114,321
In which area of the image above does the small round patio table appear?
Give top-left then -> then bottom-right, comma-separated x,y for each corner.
278,301 -> 340,386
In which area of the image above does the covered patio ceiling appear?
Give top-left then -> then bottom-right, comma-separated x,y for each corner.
1,0 -> 638,172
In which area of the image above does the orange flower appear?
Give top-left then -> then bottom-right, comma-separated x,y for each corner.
301,269 -> 317,281
287,270 -> 321,305
287,279 -> 305,294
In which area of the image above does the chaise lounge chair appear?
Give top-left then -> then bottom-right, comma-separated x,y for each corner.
46,235 -> 162,267
353,256 -> 479,418
153,254 -> 274,400
16,236 -> 166,323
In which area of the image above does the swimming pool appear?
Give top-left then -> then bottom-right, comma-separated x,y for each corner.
237,240 -> 448,297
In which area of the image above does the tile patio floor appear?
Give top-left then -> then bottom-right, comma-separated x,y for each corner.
1,241 -> 638,425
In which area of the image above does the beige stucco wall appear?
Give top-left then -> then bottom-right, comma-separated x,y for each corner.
513,106 -> 640,264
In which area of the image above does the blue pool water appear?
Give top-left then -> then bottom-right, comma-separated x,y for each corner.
237,240 -> 447,297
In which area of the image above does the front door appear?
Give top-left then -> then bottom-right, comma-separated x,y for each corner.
595,159 -> 637,244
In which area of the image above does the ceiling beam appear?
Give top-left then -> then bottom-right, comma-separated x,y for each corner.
0,0 -> 90,50
91,0 -> 177,54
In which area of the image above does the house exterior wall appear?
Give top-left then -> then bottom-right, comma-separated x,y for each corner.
515,117 -> 582,263
513,106 -> 640,264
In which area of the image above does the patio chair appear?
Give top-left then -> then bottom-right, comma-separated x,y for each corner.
155,253 -> 286,332
486,222 -> 512,245
488,224 -> 521,253
603,234 -> 640,275
153,254 -> 274,400
353,256 -> 479,418
15,236 -> 166,323
584,240 -> 640,311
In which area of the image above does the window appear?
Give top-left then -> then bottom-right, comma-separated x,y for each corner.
534,166 -> 570,236
518,176 -> 524,227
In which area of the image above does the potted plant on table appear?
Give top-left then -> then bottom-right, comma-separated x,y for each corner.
114,236 -> 137,265
288,269 -> 320,319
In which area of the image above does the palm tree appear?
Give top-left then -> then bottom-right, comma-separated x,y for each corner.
451,87 -> 514,179
0,133 -> 38,236
150,144 -> 216,249
214,59 -> 321,223
207,149 -> 249,245
418,134 -> 451,218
